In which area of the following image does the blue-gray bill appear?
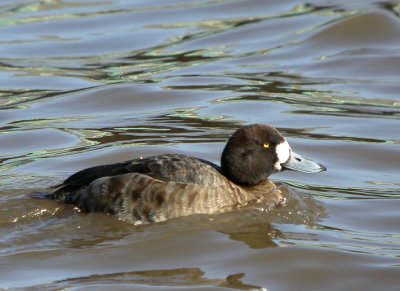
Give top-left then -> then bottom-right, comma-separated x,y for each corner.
282,151 -> 326,173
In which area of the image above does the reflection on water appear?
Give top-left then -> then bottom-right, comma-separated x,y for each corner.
29,268 -> 265,291
1,0 -> 400,290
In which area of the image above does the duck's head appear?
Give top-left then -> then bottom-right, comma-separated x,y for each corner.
221,124 -> 326,186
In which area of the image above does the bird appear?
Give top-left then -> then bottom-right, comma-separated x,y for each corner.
48,124 -> 326,224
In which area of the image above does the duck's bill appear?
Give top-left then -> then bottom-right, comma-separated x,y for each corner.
281,151 -> 326,173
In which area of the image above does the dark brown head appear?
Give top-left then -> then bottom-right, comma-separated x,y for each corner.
221,124 -> 326,186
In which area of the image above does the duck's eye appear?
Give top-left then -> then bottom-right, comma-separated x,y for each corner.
263,143 -> 270,149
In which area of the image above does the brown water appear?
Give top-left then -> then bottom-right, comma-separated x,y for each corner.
1,0 -> 400,290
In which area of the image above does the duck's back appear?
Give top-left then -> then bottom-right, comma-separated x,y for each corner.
55,154 -> 226,191
127,154 -> 226,186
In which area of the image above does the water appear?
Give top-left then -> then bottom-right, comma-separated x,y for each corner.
1,0 -> 399,290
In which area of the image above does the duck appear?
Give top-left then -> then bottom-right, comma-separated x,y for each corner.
49,124 -> 326,224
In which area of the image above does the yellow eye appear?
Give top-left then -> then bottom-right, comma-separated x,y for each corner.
263,143 -> 270,149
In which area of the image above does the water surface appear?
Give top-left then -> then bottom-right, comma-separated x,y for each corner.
1,0 -> 399,290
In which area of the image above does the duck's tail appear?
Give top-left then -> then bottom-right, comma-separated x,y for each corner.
43,184 -> 84,205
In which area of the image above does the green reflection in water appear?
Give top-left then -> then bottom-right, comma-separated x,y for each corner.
0,0 -> 342,90
115,127 -> 171,131
285,181 -> 400,199
308,224 -> 400,259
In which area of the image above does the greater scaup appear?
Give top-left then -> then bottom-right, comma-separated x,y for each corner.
49,124 -> 326,224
